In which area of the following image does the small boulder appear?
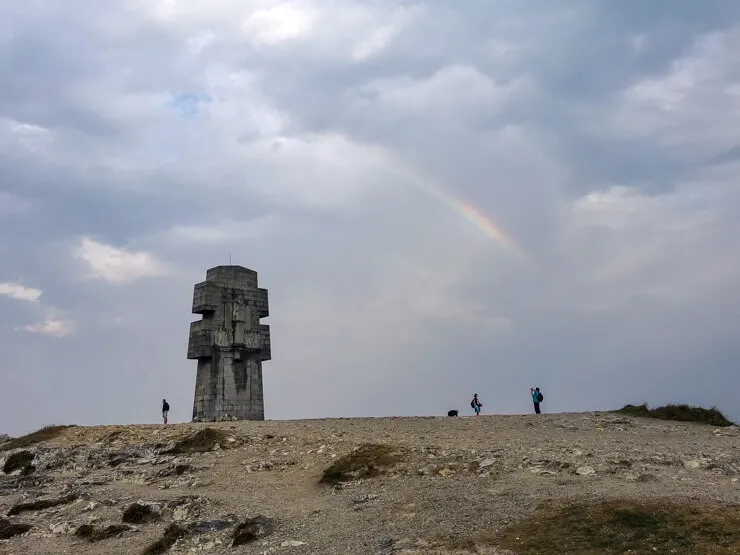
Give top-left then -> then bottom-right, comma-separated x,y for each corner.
190,519 -> 234,534
141,523 -> 189,555
2,450 -> 35,474
7,493 -> 77,516
122,502 -> 161,524
231,515 -> 275,547
575,466 -> 596,477
50,521 -> 75,535
0,518 -> 32,539
418,464 -> 437,476
74,523 -> 133,542
477,459 -> 496,472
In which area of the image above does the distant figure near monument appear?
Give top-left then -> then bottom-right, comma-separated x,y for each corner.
162,399 -> 169,425
187,265 -> 271,422
530,387 -> 543,414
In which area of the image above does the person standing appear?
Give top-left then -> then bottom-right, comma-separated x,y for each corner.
162,398 -> 170,425
530,387 -> 543,414
471,393 -> 483,416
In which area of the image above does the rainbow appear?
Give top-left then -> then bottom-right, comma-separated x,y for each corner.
379,152 -> 528,260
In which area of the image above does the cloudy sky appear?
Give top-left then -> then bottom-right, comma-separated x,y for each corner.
2,1 -> 740,435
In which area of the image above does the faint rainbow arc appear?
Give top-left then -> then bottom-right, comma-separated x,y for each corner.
382,157 -> 529,261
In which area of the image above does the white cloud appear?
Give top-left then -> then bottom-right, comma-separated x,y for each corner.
562,172 -> 740,312
74,238 -> 165,284
612,25 -> 740,157
231,133 -> 398,208
351,25 -> 399,61
350,5 -> 424,61
241,2 -> 318,46
24,317 -> 76,338
0,282 -> 42,302
0,117 -> 54,156
156,214 -> 281,246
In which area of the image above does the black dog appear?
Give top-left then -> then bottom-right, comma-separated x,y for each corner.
447,409 -> 458,417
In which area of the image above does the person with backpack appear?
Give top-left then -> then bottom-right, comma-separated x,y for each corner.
471,393 -> 483,416
162,399 -> 170,425
530,387 -> 543,414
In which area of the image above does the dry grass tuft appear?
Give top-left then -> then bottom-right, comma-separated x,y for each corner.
0,425 -> 75,451
487,499 -> 740,554
168,428 -> 230,454
615,403 -> 735,427
320,443 -> 405,485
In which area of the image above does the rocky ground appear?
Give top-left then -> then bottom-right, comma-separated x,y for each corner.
0,413 -> 739,555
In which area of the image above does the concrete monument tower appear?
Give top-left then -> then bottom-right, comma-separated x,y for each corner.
187,265 -> 271,421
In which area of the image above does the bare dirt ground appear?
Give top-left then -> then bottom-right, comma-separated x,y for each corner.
1,412 -> 739,555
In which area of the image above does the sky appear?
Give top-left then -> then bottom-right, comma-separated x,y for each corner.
2,1 -> 740,435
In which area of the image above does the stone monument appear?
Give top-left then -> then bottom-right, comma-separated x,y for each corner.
187,265 -> 271,421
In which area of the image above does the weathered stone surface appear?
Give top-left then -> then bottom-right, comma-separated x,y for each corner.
7,493 -> 77,516
281,539 -> 307,547
575,465 -> 596,476
231,515 -> 275,546
190,518 -> 234,534
2,450 -> 35,474
49,521 -> 75,534
121,501 -> 162,524
0,517 -> 32,539
478,458 -> 496,470
74,523 -> 133,542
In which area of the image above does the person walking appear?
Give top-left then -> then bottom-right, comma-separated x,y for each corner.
530,387 -> 543,414
162,398 -> 170,425
470,393 -> 483,416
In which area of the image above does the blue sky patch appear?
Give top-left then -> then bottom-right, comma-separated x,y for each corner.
168,92 -> 212,118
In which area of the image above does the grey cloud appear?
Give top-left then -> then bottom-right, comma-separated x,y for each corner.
705,145 -> 740,166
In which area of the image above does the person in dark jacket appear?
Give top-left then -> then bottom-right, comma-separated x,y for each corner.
530,387 -> 543,414
162,399 -> 170,425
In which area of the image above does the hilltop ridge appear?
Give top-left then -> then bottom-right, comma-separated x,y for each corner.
1,412 -> 739,554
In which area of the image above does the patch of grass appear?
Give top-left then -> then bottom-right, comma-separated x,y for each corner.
141,523 -> 189,555
0,425 -> 76,451
487,499 -> 740,554
168,428 -> 230,454
615,403 -> 735,427
7,493 -> 78,516
320,443 -> 405,485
